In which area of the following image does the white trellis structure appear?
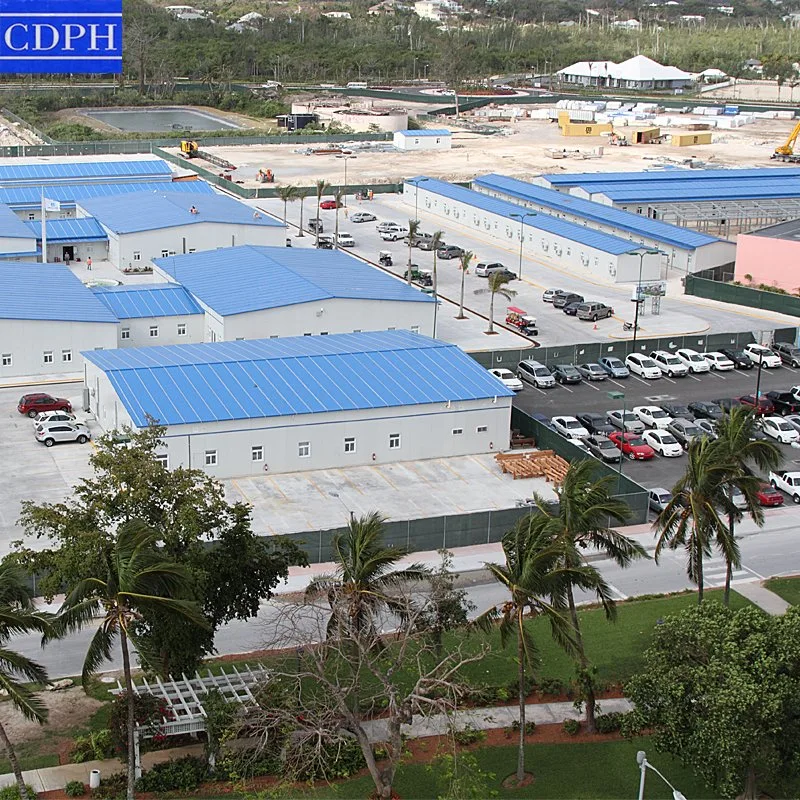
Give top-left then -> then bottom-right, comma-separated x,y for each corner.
110,664 -> 269,777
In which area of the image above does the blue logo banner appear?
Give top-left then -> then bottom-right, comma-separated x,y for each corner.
0,0 -> 122,74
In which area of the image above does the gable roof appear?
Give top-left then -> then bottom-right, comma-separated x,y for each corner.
396,129 -> 452,136
82,330 -> 511,426
0,203 -> 39,241
0,158 -> 172,187
154,245 -> 434,316
24,217 -> 108,242
543,167 -> 800,188
558,55 -> 691,81
91,284 -> 203,319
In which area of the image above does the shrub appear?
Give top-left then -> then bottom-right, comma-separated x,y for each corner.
71,730 -> 115,763
135,755 -> 208,793
0,786 -> 38,800
65,780 -> 86,797
293,737 -> 366,781
537,677 -> 567,696
562,718 -> 581,736
452,725 -> 487,746
510,720 -> 536,736
595,711 -> 626,734
89,771 -> 126,799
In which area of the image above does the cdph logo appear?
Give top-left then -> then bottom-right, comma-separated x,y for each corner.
0,0 -> 122,74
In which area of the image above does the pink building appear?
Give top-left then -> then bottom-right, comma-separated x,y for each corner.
735,220 -> 800,292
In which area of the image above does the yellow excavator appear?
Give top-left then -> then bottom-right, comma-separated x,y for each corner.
772,120 -> 800,162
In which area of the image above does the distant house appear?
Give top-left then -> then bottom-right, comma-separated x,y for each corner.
611,18 -> 641,29
680,15 -> 706,23
393,129 -> 452,151
744,58 -> 763,74
323,11 -> 352,19
414,0 -> 463,20
165,5 -> 209,20
557,55 -> 693,91
226,11 -> 264,31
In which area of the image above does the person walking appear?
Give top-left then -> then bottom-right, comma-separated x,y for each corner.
86,256 -> 92,271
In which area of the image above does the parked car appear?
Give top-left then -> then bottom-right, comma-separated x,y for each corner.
576,412 -> 615,436
649,351 -> 688,378
719,347 -> 754,369
575,363 -> 607,381
476,262 -> 506,277
542,288 -> 563,303
675,348 -> 710,374
688,401 -> 724,420
316,234 -> 335,249
18,393 -> 72,418
437,244 -> 463,260
551,415 -> 590,439
660,402 -> 694,421
379,226 -> 408,242
307,218 -> 323,233
642,429 -> 683,457
553,292 -> 584,309
666,418 -> 703,449
606,409 -> 645,434
649,488 -> 672,513
34,421 -> 90,447
319,199 -> 340,209
350,211 -> 376,223
577,302 -> 614,322
784,414 -> 800,434
625,354 -> 662,379
551,364 -> 582,385
728,487 -> 749,511
758,416 -> 800,444
773,341 -> 800,367
756,483 -> 785,507
633,405 -> 673,429
489,368 -> 523,391
738,394 -> 775,415
33,410 -> 76,426
598,356 -> 629,378
609,431 -> 655,460
408,232 -> 435,248
563,302 -> 582,316
377,221 -> 404,234
713,397 -> 738,412
516,359 -> 555,389
530,412 -> 555,430
769,470 -> 800,503
703,351 -> 735,371
764,391 -> 800,416
336,232 -> 355,247
792,385 -> 800,404
744,343 -> 782,368
585,434 -> 621,462
694,419 -> 718,439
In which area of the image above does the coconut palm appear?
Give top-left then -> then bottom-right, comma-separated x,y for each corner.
296,187 -> 309,237
305,512 -> 427,643
430,230 -> 444,297
473,271 -> 517,334
532,460 -> 643,731
654,437 -> 737,605
333,188 -> 345,249
56,521 -> 209,800
277,184 -> 299,228
406,219 -> 421,283
314,179 -> 330,248
456,250 -> 473,319
477,515 -> 607,784
0,565 -> 54,800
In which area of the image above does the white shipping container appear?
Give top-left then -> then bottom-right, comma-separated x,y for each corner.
776,110 -> 796,120
606,101 -> 622,110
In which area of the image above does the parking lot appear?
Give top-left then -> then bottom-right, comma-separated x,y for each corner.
513,360 -> 800,492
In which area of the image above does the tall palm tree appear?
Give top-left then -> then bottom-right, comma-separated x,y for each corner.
712,407 -> 780,605
429,230 -> 444,297
654,437 -> 737,605
477,515 -> 606,784
0,565 -> 54,800
314,179 -> 330,248
456,250 -> 473,320
277,184 -> 299,229
406,219 -> 421,283
333,188 -> 345,250
473,271 -> 517,334
533,460 -> 643,731
296,187 -> 309,237
305,512 -> 427,642
57,521 -> 208,800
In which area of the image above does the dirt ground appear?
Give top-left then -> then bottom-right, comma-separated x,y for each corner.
704,79 -> 800,103
0,113 -> 44,147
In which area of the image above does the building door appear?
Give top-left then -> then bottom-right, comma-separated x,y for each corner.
62,246 -> 74,262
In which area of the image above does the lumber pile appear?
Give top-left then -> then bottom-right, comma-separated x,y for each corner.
495,450 -> 569,484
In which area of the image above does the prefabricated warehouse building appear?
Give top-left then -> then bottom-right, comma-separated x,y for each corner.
472,173 -> 736,274
82,331 -> 513,479
403,177 -> 662,283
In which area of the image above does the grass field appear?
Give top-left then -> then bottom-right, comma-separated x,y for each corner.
764,576 -> 800,606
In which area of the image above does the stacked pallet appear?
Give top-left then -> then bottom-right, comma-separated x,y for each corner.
495,450 -> 569,484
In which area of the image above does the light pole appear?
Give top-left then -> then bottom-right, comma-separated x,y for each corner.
409,176 -> 429,225
509,211 -> 536,279
341,155 -> 355,207
608,390 -> 626,491
630,248 -> 661,351
637,751 -> 687,800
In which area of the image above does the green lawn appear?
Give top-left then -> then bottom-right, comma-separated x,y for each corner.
764,576 -> 800,606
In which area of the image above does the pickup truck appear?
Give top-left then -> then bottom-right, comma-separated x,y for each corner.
769,470 -> 800,503
765,391 -> 800,416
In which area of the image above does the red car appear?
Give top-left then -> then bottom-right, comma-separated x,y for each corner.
738,395 -> 775,416
608,431 -> 655,460
756,483 -> 784,507
319,200 -> 340,210
18,393 -> 72,418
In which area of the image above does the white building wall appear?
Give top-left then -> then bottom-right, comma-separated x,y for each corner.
19,208 -> 78,222
393,132 -> 452,151
44,241 -> 109,263
116,314 -> 204,348
0,236 -> 37,255
0,319 -> 117,379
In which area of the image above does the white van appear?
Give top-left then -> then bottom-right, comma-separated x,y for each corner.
337,232 -> 355,247
346,81 -> 368,89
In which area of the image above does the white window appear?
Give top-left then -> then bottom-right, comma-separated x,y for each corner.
1,353 -> 10,367
452,428 -> 463,436
121,328 -> 130,340
210,330 -> 218,342
477,425 -> 488,433
133,251 -> 141,262
149,326 -> 159,338
61,349 -> 72,363
252,445 -> 264,462
303,333 -> 312,337
176,323 -> 186,336
27,212 -> 34,221
344,437 -> 356,453
161,249 -> 169,258
320,331 -> 329,336
204,450 -> 217,466
389,433 -> 400,449
43,351 -> 53,364
188,248 -> 196,254
411,325 -> 420,334
298,441 -> 310,458
155,453 -> 169,468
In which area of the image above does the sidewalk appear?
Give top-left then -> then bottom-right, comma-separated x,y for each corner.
733,582 -> 791,615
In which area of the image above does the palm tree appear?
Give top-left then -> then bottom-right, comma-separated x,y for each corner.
0,565 -> 54,800
477,515 -> 606,784
277,184 -> 299,229
333,188 -> 345,250
532,460 -> 643,731
305,512 -> 427,643
406,219 -> 421,283
296,187 -> 309,237
430,230 -> 444,298
57,521 -> 208,800
654,437 -> 737,605
712,407 -> 780,605
456,250 -> 473,319
474,271 -> 517,334
314,179 -> 330,248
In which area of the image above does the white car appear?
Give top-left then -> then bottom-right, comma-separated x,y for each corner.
649,351 -> 688,378
784,414 -> 800,434
675,348 -> 710,374
550,415 -> 590,440
633,405 -> 673,429
759,416 -> 800,444
694,419 -> 718,439
744,343 -> 782,369
350,212 -> 377,223
379,226 -> 409,241
625,354 -> 662,379
542,288 -> 563,303
703,351 -> 735,371
642,429 -> 684,457
33,410 -> 77,426
489,368 -> 523,391
606,409 -> 645,434
337,232 -> 355,247
769,470 -> 800,503
377,221 -> 404,233
34,421 -> 91,447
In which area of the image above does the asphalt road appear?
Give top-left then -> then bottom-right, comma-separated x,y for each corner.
512,360 -> 800,491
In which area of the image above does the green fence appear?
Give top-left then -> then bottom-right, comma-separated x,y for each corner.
684,275 -> 800,318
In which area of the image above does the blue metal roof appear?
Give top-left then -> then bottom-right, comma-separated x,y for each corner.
81,330 -> 511,427
24,217 -> 108,242
155,245 -> 434,316
396,129 -> 452,136
590,178 -> 800,203
0,159 -> 172,186
409,177 -> 642,255
544,167 -> 800,187
78,191 -> 284,234
473,174 -> 720,249
0,180 -> 215,210
0,262 -> 119,324
0,203 -> 38,241
91,284 -> 203,319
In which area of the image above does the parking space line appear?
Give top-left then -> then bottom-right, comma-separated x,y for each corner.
632,376 -> 649,385
583,381 -> 602,392
662,376 -> 677,385
557,384 -> 575,393
606,378 -> 625,388
688,374 -> 703,382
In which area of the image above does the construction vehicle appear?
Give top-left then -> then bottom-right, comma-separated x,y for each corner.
609,132 -> 630,147
180,140 -> 199,158
256,169 -> 275,183
179,139 -> 237,171
772,120 -> 800,162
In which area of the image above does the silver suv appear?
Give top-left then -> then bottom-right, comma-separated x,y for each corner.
517,359 -> 556,388
35,421 -> 91,447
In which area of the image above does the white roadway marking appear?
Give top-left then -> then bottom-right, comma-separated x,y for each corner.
606,378 -> 626,388
606,582 -> 629,601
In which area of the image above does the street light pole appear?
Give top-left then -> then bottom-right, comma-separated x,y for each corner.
608,390 -> 626,491
411,177 -> 429,224
342,155 -> 355,208
509,211 -> 536,279
636,751 -> 687,800
631,248 -> 661,351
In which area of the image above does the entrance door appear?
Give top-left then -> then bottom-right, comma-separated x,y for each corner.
62,246 -> 74,262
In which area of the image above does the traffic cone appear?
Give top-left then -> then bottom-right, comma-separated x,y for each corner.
593,322 -> 598,331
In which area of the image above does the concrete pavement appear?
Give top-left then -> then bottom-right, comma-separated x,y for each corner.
733,582 -> 791,615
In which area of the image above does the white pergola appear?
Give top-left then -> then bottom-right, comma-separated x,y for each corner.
110,664 -> 269,777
